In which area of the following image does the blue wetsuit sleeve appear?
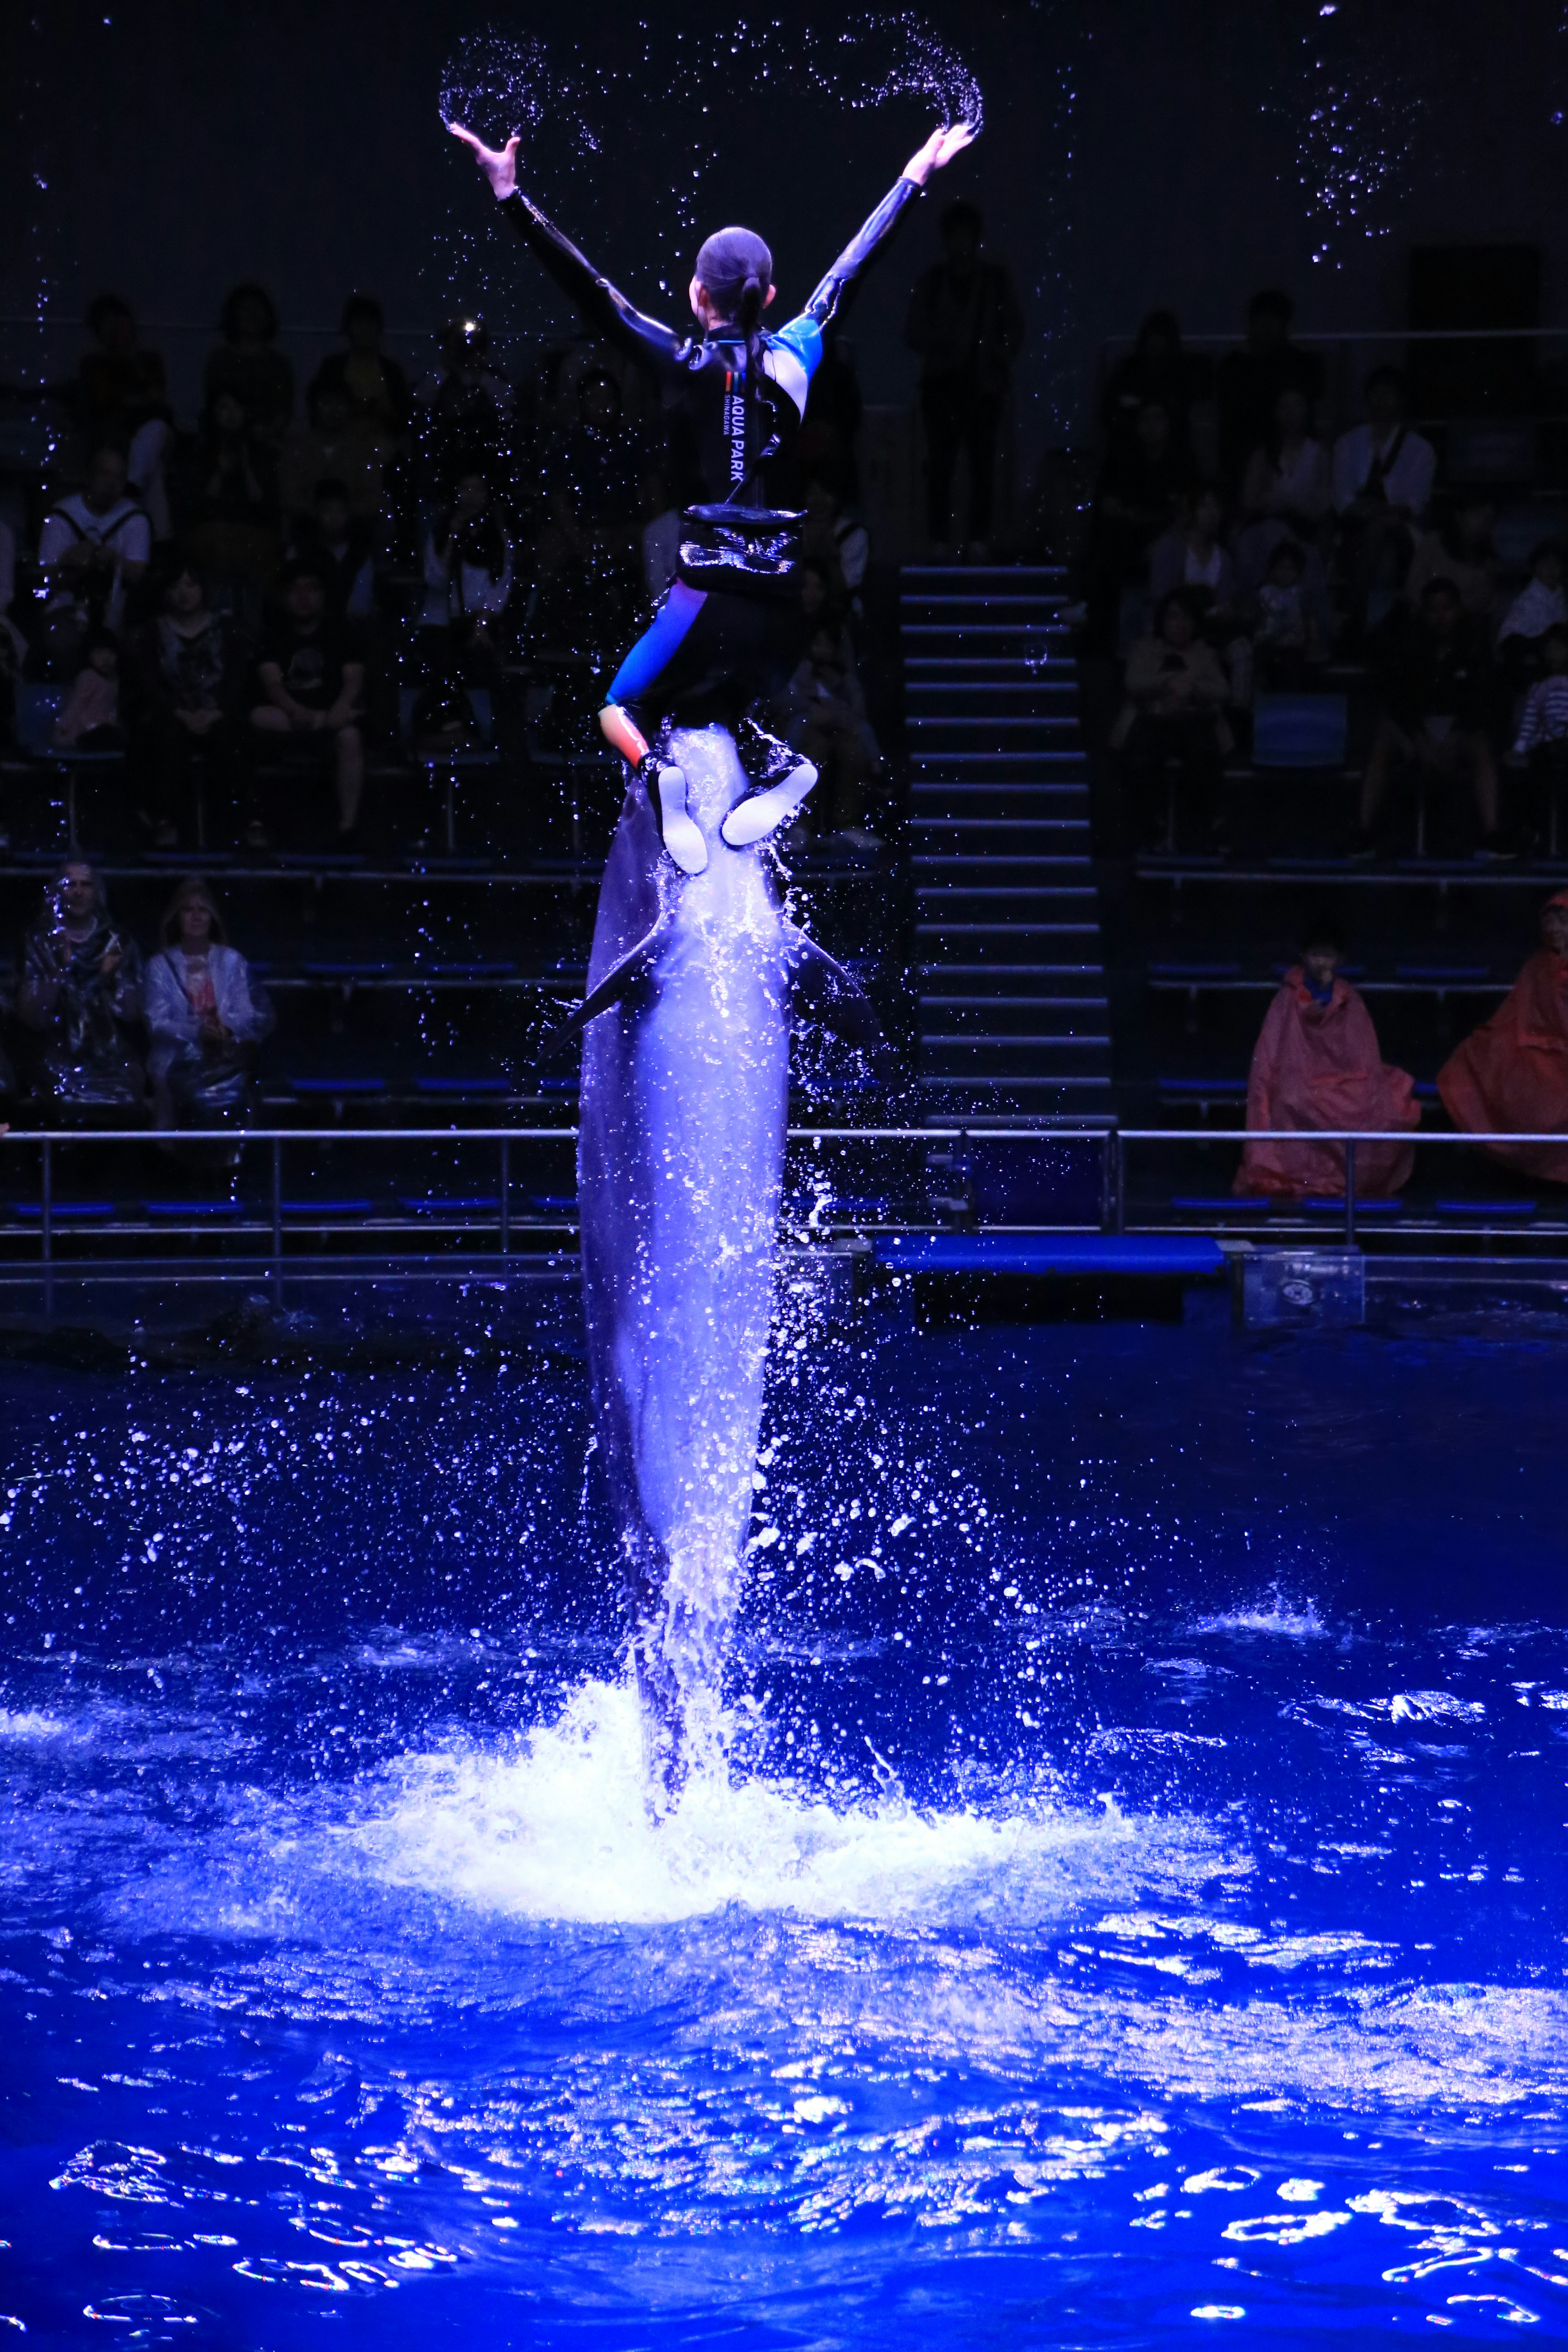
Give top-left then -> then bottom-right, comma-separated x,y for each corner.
771,315 -> 824,384
608,583 -> 706,711
802,174 -> 924,328
497,191 -> 689,376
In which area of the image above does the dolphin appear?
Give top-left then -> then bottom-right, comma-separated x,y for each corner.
575,724 -> 884,1803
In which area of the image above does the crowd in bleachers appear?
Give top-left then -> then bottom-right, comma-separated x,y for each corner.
0,272 -> 891,866
1080,288 -> 1568,865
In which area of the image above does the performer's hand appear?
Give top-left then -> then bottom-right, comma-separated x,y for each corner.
446,120 -> 520,201
902,118 -> 980,186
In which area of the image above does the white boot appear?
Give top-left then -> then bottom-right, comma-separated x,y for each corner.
719,758 -> 819,849
644,757 -> 707,875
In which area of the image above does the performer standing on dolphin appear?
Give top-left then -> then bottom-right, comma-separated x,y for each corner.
450,109 -> 979,1802
448,113 -> 977,871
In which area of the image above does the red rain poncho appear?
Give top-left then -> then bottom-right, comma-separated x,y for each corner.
1234,968 -> 1418,1198
1437,899 -> 1568,1182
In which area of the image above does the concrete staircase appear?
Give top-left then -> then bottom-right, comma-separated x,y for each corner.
901,564 -> 1111,1118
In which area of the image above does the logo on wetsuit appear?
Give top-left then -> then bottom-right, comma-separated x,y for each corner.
724,371 -> 747,488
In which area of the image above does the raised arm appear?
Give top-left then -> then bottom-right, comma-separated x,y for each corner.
447,122 -> 686,372
802,118 -> 978,327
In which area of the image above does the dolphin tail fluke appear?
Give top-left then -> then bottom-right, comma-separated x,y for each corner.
783,923 -> 899,1087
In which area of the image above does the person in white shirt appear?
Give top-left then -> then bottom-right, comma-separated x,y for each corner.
420,468 -> 513,640
144,876 -> 273,1128
1332,367 -> 1435,524
37,445 -> 151,666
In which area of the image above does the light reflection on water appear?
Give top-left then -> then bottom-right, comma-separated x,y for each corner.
1,1317 -> 1567,2344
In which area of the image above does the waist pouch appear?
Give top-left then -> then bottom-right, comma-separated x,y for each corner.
677,503 -> 804,600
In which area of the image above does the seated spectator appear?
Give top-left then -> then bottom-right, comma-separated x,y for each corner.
1250,538 -> 1324,688
416,317 -> 511,498
309,294 -> 410,434
126,561 -> 252,849
37,445 -> 151,675
1508,622 -> 1568,854
1406,495 -> 1500,629
543,373 -> 642,556
1148,484 -> 1238,612
1235,917 -> 1417,1200
1355,578 -> 1504,860
1438,893 -> 1568,1182
145,877 -> 272,1128
1215,290 -> 1325,494
1109,588 -> 1233,851
1497,541 -> 1567,689
279,376 -> 389,528
204,282 -> 294,450
181,389 -> 281,594
16,859 -> 145,1114
801,474 -> 870,605
288,479 -> 376,618
1238,385 -> 1332,543
419,467 -> 514,668
1081,399 -> 1199,655
782,622 -> 880,843
1333,367 -> 1435,633
1101,309 -> 1204,459
250,560 -> 366,843
53,629 -> 124,749
75,294 -> 173,539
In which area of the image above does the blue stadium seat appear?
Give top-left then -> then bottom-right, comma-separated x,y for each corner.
1251,694 -> 1349,770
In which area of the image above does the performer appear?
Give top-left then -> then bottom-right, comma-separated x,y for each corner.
448,113 -> 976,874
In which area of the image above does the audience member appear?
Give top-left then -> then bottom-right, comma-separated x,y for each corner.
126,562 -> 252,849
1250,538 -> 1324,687
1109,588 -> 1233,851
1508,623 -> 1568,853
251,560 -> 367,842
416,318 -> 512,498
1101,310 -> 1204,457
309,295 -> 410,434
905,198 -> 1025,555
205,283 -> 294,449
1333,367 -> 1435,633
145,877 -> 273,1128
1234,916 -> 1417,1199
279,378 -> 388,526
1148,485 -> 1239,614
52,629 -> 124,749
1406,495 -> 1500,628
542,373 -> 642,558
419,468 -> 514,669
796,327 -> 865,505
1238,385 -> 1332,542
182,389 -> 281,592
1215,290 -> 1324,493
1438,893 -> 1568,1182
75,295 -> 173,538
16,860 -> 145,1114
288,479 -> 376,618
800,474 -> 870,604
1355,579 -> 1504,859
1497,541 -> 1567,687
782,622 -> 880,844
37,445 -> 151,673
1081,399 -> 1199,653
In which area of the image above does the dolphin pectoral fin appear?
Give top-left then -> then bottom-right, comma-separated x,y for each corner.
782,922 -> 897,1083
535,915 -> 672,1060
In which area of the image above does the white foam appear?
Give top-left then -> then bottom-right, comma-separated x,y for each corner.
353,1677 -> 1175,1929
1190,1591 -> 1329,1639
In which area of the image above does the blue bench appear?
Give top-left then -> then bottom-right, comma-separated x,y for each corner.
1434,1198 -> 1537,1221
289,1075 -> 386,1097
398,1195 -> 501,1216
142,1200 -> 243,1220
9,1199 -> 117,1222
877,1233 -> 1227,1277
413,1075 -> 511,1097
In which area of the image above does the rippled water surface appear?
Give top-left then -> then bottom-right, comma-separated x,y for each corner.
2,1306 -> 1568,2345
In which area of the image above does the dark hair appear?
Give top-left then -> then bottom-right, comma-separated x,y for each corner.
1155,586 -> 1203,634
940,198 -> 983,240
1419,573 -> 1462,606
156,548 -> 212,600
85,291 -> 134,338
694,225 -> 773,461
85,439 -> 129,469
162,876 -> 228,947
313,476 -> 351,505
341,292 -> 383,334
82,626 -> 120,659
1299,910 -> 1343,955
1248,287 -> 1294,323
1134,307 -> 1182,355
1364,363 -> 1407,403
219,280 -> 279,343
279,556 -> 330,591
1266,536 -> 1307,574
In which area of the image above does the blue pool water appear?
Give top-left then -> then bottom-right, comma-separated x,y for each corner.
2,1299 -> 1568,2345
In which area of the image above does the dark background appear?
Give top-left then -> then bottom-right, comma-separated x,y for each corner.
7,0 -> 1568,468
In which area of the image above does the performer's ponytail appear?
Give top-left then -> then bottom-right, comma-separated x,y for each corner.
738,269 -> 766,392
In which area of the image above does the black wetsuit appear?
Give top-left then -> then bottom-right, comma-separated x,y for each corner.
497,170 -> 922,735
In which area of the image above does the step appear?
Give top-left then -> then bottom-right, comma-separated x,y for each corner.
914,856 -> 1092,877
911,786 -> 1089,808
915,921 -> 1101,938
921,1003 -> 1109,1038
904,658 -> 1076,679
907,717 -> 1081,733
922,962 -> 1105,979
900,564 -> 1067,582
911,819 -> 1091,838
